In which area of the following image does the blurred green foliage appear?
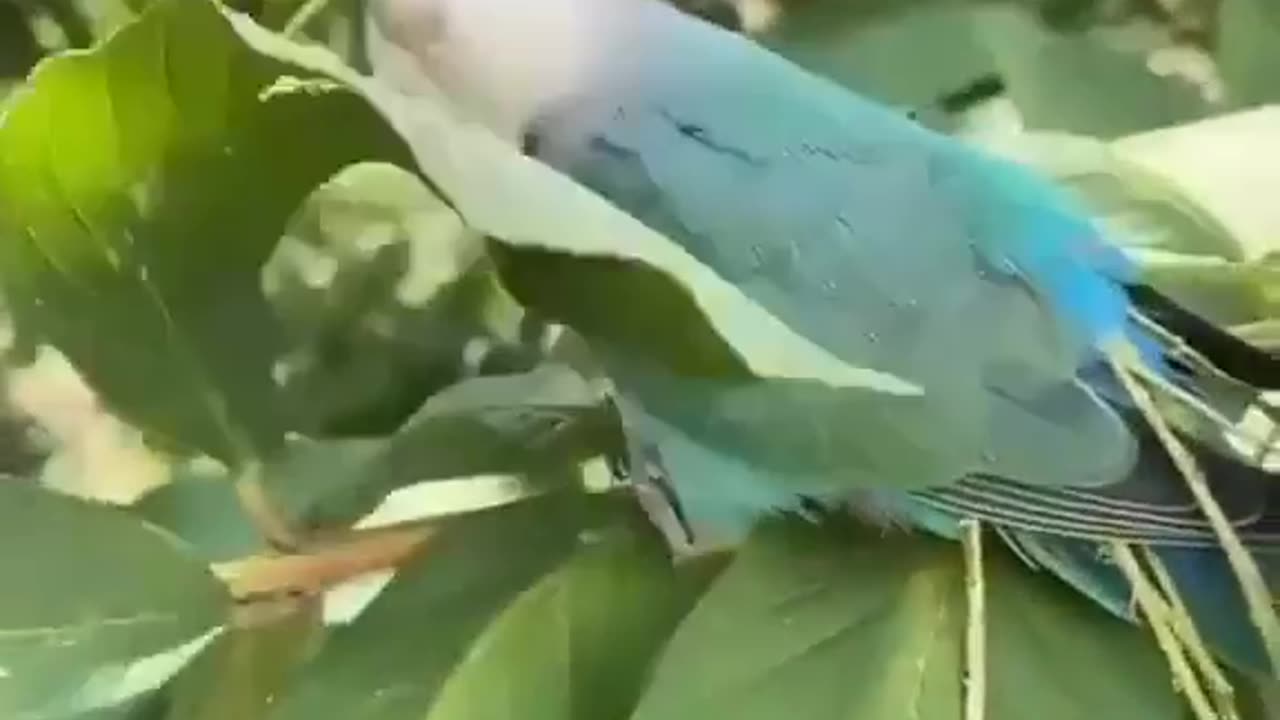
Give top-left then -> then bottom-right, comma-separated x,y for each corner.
0,1 -> 1276,719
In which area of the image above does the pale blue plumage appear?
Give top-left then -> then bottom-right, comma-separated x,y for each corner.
527,8 -> 1145,524
517,4 -> 1280,672
369,0 -> 1280,673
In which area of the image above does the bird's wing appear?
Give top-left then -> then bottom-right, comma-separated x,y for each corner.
526,24 -> 1137,498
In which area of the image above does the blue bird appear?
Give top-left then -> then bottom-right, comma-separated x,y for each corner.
367,0 -> 1280,672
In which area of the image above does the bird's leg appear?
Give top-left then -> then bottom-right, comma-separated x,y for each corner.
623,430 -> 698,558
619,429 -> 734,561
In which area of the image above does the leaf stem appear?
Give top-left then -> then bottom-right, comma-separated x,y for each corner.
1109,343 -> 1280,676
961,519 -> 986,720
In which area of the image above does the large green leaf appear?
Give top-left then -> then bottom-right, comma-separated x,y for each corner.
266,494 -> 628,720
422,522 -> 720,720
0,482 -> 229,719
631,520 -> 1178,720
0,0 -> 412,464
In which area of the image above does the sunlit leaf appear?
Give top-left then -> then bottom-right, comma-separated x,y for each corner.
0,0 -> 413,464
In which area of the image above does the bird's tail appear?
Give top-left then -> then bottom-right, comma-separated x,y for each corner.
995,282 -> 1280,675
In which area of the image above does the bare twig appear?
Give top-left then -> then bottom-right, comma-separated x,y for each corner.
1112,542 -> 1220,720
1109,343 -> 1280,676
961,519 -> 986,720
1142,547 -> 1240,719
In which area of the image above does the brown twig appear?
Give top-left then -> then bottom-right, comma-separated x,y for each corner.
212,525 -> 433,601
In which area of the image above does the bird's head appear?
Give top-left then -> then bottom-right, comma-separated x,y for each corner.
366,0 -> 634,141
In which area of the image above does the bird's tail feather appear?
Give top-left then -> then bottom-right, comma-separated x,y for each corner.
955,283 -> 1280,674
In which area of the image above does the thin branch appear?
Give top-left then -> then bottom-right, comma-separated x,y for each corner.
284,0 -> 332,38
1111,542 -> 1220,720
234,462 -> 301,551
1142,547 -> 1240,720
961,519 -> 986,720
212,525 -> 433,600
1109,343 -> 1280,676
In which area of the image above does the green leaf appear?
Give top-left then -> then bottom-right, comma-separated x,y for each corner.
987,111 -> 1280,328
1111,108 -> 1280,263
160,603 -> 322,720
758,0 -> 1208,136
985,130 -> 1268,324
267,494 -> 626,720
0,4 -> 41,82
0,0 -> 412,464
267,162 -> 534,437
254,363 -> 612,530
974,9 -> 1208,137
631,520 -> 1178,720
0,481 -> 229,719
132,463 -> 267,563
758,0 -> 1002,114
137,364 -> 616,543
423,523 -> 721,720
1012,134 -> 1244,260
1217,0 -> 1280,107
